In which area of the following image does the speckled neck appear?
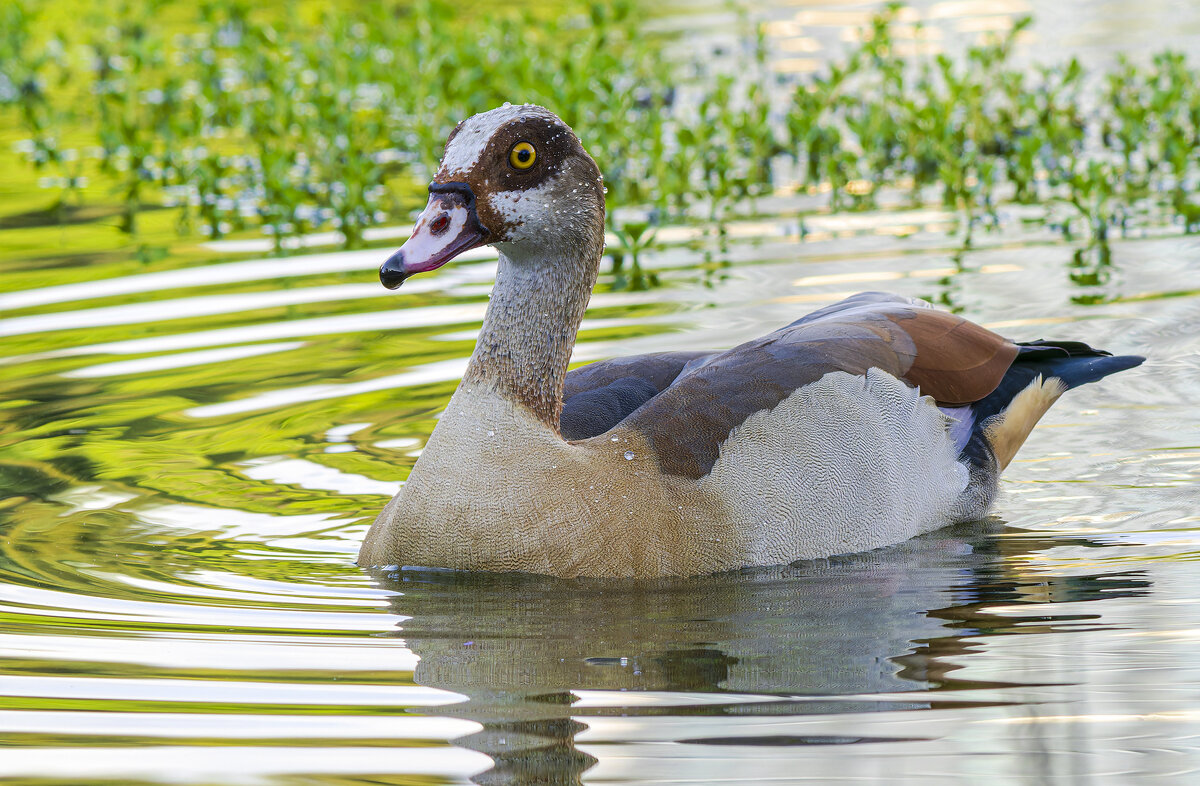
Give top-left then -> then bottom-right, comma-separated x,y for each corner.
462,239 -> 601,432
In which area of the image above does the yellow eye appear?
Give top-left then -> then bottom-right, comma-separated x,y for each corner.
509,141 -> 536,170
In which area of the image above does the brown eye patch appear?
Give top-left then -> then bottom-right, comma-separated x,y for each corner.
470,115 -> 580,192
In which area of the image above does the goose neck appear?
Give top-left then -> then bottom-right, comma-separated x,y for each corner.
462,242 -> 600,431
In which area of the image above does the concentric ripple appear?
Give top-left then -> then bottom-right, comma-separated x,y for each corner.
3,2 -> 1200,784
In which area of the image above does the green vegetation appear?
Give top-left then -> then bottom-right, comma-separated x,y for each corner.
2,0 -> 1199,262
782,8 -> 1200,250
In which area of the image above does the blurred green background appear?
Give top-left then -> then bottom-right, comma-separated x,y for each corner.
3,0 -> 1197,275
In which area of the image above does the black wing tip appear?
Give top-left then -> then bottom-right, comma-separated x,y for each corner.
1112,353 -> 1146,369
1044,353 -> 1146,390
1016,339 -> 1113,358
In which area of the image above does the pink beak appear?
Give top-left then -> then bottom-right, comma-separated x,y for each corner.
380,182 -> 490,289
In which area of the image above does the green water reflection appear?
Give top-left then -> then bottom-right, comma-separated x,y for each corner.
375,524 -> 1158,784
3,0 -> 1200,784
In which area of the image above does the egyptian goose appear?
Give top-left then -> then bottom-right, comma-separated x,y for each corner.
358,104 -> 1143,578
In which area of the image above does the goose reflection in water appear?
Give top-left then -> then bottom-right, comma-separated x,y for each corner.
368,521 -> 1150,785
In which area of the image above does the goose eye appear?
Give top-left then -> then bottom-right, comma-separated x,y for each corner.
509,141 -> 536,170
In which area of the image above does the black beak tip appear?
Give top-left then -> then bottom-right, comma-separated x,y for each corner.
379,252 -> 409,290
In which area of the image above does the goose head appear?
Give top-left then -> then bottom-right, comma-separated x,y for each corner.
380,104 -> 605,289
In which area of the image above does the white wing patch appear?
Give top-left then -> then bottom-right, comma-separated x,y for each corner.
703,368 -> 971,564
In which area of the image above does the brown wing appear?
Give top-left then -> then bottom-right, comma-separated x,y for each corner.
894,308 -> 1019,404
602,292 -> 1018,479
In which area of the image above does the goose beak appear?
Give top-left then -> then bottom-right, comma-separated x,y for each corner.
380,183 -> 490,289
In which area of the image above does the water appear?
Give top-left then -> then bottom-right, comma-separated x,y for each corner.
3,1 -> 1200,784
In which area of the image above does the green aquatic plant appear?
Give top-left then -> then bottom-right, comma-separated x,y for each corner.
1,2 -> 85,218
778,8 -> 1199,250
1122,51 -> 1200,231
89,7 -> 184,236
3,0 -> 1199,265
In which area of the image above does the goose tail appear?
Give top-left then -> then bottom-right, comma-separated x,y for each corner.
951,342 -> 1143,518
